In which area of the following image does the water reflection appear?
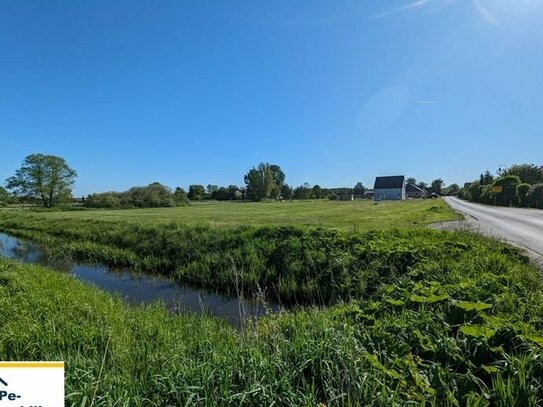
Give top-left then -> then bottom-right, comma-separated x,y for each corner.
0,232 -> 277,327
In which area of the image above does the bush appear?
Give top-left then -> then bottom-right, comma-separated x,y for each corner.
493,175 -> 521,206
528,184 -> 543,209
85,183 -> 176,209
516,183 -> 531,207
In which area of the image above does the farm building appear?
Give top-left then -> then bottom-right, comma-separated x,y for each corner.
406,183 -> 426,199
373,176 -> 406,201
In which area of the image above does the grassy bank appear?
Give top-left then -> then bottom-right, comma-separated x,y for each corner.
2,229 -> 543,406
0,198 -> 458,229
0,204 -> 458,305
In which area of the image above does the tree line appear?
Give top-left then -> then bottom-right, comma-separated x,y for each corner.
458,164 -> 543,209
2,154 -> 374,209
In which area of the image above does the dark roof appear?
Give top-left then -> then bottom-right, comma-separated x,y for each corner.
406,183 -> 425,193
374,176 -> 405,189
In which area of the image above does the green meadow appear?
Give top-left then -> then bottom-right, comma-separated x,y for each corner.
1,200 -> 543,405
3,198 -> 458,229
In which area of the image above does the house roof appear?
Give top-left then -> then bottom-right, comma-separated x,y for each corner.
374,176 -> 405,189
406,183 -> 425,193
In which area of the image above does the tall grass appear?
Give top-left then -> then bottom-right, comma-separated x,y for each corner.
0,213 -> 509,305
1,229 -> 543,405
1,208 -> 543,405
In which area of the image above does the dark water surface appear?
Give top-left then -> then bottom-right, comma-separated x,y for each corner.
0,232 -> 277,327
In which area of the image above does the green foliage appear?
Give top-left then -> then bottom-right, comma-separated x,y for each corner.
281,184 -> 293,200
293,183 -> 313,200
244,162 -> 284,201
480,170 -> 495,185
353,182 -> 366,196
1,224 -> 543,405
85,191 -> 123,208
460,164 -> 543,209
504,164 -> 543,185
85,183 -> 176,209
443,183 -> 460,196
125,182 -> 175,207
527,184 -> 543,209
493,175 -> 521,206
5,153 -> 77,207
516,183 -> 531,207
0,186 -> 8,204
312,184 -> 324,199
205,185 -> 243,201
188,184 -> 206,201
428,179 -> 445,195
173,187 -> 190,206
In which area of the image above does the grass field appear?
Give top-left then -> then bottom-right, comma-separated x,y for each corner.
0,200 -> 458,304
2,199 -> 543,405
0,198 -> 459,229
2,230 -> 543,406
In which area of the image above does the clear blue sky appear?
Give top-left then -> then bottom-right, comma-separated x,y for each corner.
1,1 -> 542,196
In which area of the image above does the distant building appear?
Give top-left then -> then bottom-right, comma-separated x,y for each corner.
406,183 -> 426,199
373,176 -> 406,201
363,189 -> 375,199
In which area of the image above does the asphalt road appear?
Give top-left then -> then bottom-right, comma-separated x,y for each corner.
444,197 -> 543,256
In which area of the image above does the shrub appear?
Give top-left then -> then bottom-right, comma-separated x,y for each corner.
493,175 -> 521,206
528,183 -> 543,209
516,183 -> 531,207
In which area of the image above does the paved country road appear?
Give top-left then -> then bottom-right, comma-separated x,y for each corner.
443,196 -> 543,257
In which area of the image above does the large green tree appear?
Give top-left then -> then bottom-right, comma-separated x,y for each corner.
353,182 -> 365,196
429,179 -> 445,195
188,185 -> 205,201
244,163 -> 285,201
503,164 -> 543,185
6,154 -> 77,207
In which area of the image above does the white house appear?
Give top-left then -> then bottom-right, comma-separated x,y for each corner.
373,176 -> 406,201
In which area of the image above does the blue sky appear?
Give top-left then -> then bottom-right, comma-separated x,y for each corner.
1,0 -> 542,196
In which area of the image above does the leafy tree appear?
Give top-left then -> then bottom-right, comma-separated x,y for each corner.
227,185 -> 242,200
269,165 -> 286,187
85,192 -> 123,208
443,183 -> 460,196
124,182 -> 174,208
353,182 -> 365,196
6,153 -> 77,207
312,184 -> 324,199
504,164 -> 543,185
173,187 -> 190,206
206,185 -> 219,198
493,175 -> 521,207
479,171 -> 495,186
188,185 -> 205,201
293,184 -> 313,200
213,187 -> 230,201
516,183 -> 530,207
429,179 -> 445,195
281,184 -> 293,200
244,163 -> 284,201
406,177 -> 417,185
